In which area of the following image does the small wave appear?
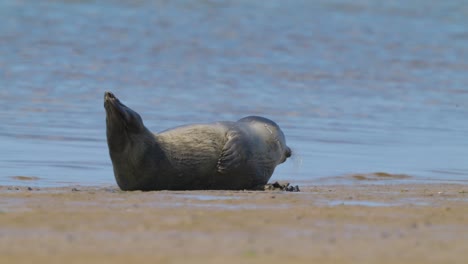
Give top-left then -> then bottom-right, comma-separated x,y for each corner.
10,176 -> 41,181
349,172 -> 411,181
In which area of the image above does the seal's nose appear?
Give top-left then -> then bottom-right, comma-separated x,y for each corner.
285,147 -> 292,158
104,91 -> 115,101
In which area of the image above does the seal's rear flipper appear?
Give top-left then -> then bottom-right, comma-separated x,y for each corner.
217,130 -> 247,174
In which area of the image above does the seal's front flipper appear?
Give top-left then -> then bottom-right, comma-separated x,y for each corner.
217,130 -> 247,174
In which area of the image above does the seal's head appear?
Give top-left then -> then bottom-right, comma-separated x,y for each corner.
104,91 -> 164,190
238,116 -> 292,164
104,91 -> 147,151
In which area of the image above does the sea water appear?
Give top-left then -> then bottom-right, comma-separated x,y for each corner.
0,0 -> 467,186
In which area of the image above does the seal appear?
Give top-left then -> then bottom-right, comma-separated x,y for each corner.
104,91 -> 292,191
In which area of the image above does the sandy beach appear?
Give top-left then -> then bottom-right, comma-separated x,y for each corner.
1,1 -> 467,263
0,182 -> 467,264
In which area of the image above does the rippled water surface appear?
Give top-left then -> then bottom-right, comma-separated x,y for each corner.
1,0 -> 467,186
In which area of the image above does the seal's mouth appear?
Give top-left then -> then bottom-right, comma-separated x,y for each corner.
104,91 -> 128,122
104,91 -> 118,113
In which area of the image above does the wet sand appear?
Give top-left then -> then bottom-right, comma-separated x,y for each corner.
0,183 -> 467,264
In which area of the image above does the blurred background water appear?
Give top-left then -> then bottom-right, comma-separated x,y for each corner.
0,0 -> 467,187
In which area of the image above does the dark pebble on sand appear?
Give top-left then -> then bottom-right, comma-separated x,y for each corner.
27,187 -> 33,191
265,181 -> 300,192
285,185 -> 300,192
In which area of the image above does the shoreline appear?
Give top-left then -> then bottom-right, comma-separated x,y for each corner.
1,183 -> 467,263
4,171 -> 468,189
